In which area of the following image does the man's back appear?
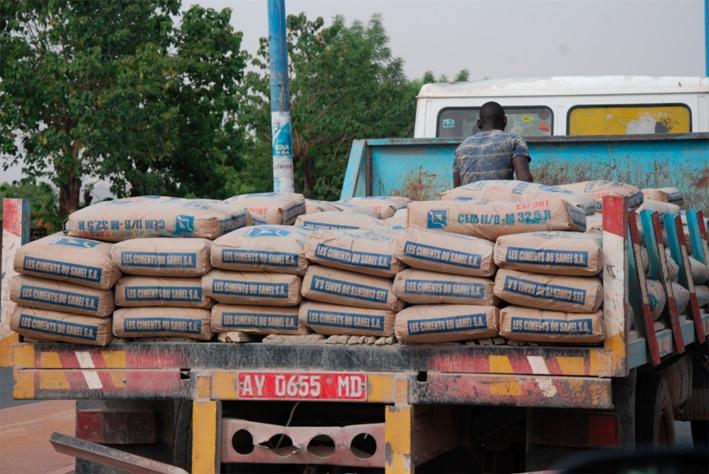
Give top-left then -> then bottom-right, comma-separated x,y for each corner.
454,129 -> 530,184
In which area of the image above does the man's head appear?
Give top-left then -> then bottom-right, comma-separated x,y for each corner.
477,101 -> 507,131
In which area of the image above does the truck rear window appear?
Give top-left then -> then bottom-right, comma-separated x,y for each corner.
567,104 -> 691,135
437,106 -> 553,138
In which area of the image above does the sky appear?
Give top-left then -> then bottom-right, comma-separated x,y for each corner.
1,0 -> 705,184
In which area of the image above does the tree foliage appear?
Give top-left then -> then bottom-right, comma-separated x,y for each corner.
0,1 -> 247,216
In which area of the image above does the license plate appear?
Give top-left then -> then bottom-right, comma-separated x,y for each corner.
237,371 -> 367,401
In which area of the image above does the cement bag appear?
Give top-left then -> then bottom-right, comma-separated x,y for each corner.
666,249 -> 679,281
111,238 -> 211,277
202,270 -> 301,306
393,228 -> 495,277
212,304 -> 307,335
585,214 -> 603,234
637,199 -> 680,215
113,307 -> 212,340
66,196 -> 247,241
14,233 -> 121,290
345,196 -> 410,219
408,198 -> 586,241
305,200 -> 341,214
393,269 -> 497,305
689,256 -> 708,284
696,285 -> 709,308
672,282 -> 690,313
304,229 -> 403,278
646,279 -> 667,320
494,231 -> 602,276
299,302 -> 395,337
211,225 -> 310,275
499,306 -> 604,344
493,268 -> 603,313
223,193 -> 305,225
642,187 -> 683,206
441,180 -> 596,215
384,209 -> 407,229
11,307 -> 112,346
558,181 -> 643,211
330,202 -> 379,217
295,211 -> 383,231
10,275 -> 114,318
115,276 -> 211,308
301,265 -> 402,311
394,304 -> 499,343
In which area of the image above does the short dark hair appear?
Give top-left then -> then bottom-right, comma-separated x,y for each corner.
479,101 -> 506,129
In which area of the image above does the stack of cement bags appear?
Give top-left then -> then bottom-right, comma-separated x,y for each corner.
557,180 -> 644,212
111,238 -> 214,341
296,196 -> 409,231
492,232 -> 605,344
205,225 -> 309,337
9,234 -> 120,346
391,229 -> 499,343
224,193 -> 305,225
299,229 -> 404,339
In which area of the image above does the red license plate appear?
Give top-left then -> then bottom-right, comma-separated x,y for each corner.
237,371 -> 367,401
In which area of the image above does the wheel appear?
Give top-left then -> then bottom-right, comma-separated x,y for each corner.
636,376 -> 676,446
690,420 -> 708,450
173,400 -> 193,470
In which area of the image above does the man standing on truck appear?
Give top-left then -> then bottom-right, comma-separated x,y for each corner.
453,101 -> 533,186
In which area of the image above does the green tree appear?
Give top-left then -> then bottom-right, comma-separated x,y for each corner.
0,179 -> 62,233
233,14 -> 420,199
0,1 -> 246,216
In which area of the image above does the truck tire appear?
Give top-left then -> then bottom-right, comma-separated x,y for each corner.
636,376 -> 675,446
173,400 -> 192,470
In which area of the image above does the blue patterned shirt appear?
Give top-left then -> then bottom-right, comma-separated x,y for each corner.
454,130 -> 531,184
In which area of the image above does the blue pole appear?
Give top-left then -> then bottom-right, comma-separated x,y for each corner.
705,0 -> 708,76
268,0 -> 294,193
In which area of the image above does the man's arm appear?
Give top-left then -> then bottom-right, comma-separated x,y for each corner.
512,155 -> 533,182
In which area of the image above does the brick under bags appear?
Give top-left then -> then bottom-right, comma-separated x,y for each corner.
211,225 -> 310,275
494,231 -> 602,276
392,228 -> 496,277
115,276 -> 211,308
394,305 -> 499,343
111,238 -> 211,277
393,269 -> 497,305
113,307 -> 212,340
11,307 -> 112,346
299,302 -> 395,337
211,305 -> 307,335
493,268 -> 603,313
301,266 -> 402,311
223,193 -> 305,225
202,270 -> 301,306
14,233 -> 121,290
10,275 -> 114,317
66,196 -> 247,241
499,306 -> 604,344
408,198 -> 586,241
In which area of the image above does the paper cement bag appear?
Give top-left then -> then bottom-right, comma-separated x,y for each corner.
558,181 -> 643,211
393,269 -> 497,305
345,196 -> 410,219
392,228 -> 495,277
646,279 -> 667,320
493,268 -> 603,313
642,187 -> 683,206
441,180 -> 596,215
202,270 -> 301,306
305,200 -> 342,214
636,199 -> 681,215
499,306 -> 604,344
14,233 -> 121,289
494,231 -> 603,276
223,193 -> 305,225
585,213 -> 603,234
689,255 -> 708,284
115,276 -> 211,308
113,307 -> 212,340
299,301 -> 395,337
394,304 -> 499,343
384,209 -> 407,229
211,225 -> 310,275
304,229 -> 404,278
408,198 -> 586,240
330,202 -> 379,217
696,285 -> 709,308
301,265 -> 402,311
11,307 -> 112,346
10,275 -> 114,317
295,211 -> 383,231
212,304 -> 308,335
672,282 -> 690,313
66,196 -> 247,241
111,238 -> 211,277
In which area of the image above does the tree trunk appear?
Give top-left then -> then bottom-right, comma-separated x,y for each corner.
59,172 -> 81,217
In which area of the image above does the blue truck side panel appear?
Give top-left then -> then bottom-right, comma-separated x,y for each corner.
340,134 -> 709,210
